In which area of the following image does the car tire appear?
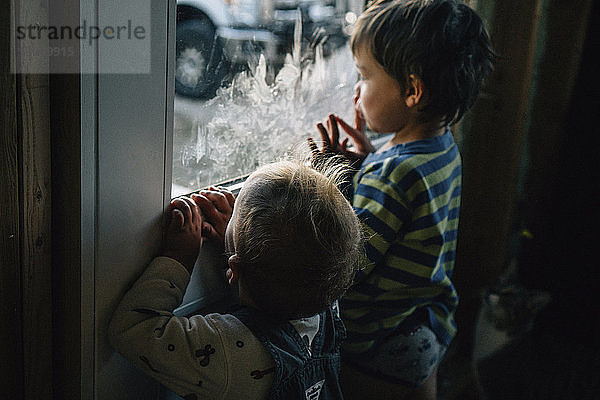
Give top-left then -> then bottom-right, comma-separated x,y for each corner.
175,18 -> 228,99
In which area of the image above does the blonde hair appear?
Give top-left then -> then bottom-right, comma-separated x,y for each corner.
233,160 -> 363,319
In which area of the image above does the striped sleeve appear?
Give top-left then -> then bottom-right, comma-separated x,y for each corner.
352,171 -> 411,281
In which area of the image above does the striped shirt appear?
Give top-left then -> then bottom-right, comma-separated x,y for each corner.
341,129 -> 461,356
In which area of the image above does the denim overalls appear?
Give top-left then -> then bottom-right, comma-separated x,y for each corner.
232,305 -> 346,400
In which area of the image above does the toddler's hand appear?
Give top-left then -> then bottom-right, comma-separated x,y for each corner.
308,111 -> 375,168
194,186 -> 235,245
162,195 -> 205,272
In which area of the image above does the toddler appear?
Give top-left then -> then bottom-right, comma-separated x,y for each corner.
309,0 -> 494,398
109,160 -> 363,399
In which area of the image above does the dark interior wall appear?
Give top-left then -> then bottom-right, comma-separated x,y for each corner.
49,0 -> 83,397
453,0 -> 544,360
518,0 -> 599,318
447,0 -> 595,397
51,70 -> 82,400
475,8 -> 600,395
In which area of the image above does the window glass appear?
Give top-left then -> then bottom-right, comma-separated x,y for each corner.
172,1 -> 364,196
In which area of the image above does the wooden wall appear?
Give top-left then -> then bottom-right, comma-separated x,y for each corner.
1,0 -> 24,396
1,1 -> 53,398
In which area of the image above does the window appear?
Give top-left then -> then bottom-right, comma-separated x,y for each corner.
172,0 -> 365,196
77,0 -> 176,398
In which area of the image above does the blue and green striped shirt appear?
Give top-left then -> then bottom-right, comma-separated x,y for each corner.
341,129 -> 461,356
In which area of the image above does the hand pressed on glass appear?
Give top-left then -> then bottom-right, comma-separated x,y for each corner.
162,195 -> 206,272
308,85 -> 375,167
193,186 -> 235,244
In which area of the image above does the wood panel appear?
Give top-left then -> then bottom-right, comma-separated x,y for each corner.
0,0 -> 23,397
17,18 -> 54,400
3,0 -> 54,398
19,75 -> 53,400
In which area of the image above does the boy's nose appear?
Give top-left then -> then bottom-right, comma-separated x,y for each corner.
353,81 -> 362,108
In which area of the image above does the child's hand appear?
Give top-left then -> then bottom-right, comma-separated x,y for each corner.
162,195 -> 205,273
308,113 -> 375,167
308,82 -> 375,165
194,187 -> 235,245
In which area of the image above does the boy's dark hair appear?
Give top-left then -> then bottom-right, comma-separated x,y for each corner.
352,0 -> 495,125
233,161 -> 363,319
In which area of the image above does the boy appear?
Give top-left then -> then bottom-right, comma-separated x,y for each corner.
108,160 -> 363,399
308,0 -> 494,398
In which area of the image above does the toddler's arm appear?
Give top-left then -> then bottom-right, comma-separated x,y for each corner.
108,195 -> 272,397
108,256 -> 226,394
107,256 -> 273,398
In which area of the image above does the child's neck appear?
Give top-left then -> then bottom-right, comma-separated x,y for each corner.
238,283 -> 260,310
378,122 -> 446,153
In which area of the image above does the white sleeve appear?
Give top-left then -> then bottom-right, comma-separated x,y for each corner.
108,256 -> 272,399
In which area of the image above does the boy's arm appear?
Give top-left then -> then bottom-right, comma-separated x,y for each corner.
352,172 -> 410,282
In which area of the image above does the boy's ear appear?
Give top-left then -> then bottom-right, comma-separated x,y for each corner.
405,74 -> 424,108
227,255 -> 240,284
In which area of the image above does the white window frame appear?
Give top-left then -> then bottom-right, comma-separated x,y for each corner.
79,0 -> 177,398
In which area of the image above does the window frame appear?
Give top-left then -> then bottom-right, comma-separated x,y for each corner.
74,0 -> 177,398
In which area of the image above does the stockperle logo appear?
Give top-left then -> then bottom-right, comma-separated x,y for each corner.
11,2 -> 151,74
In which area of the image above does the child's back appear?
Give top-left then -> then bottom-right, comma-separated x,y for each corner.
109,160 -> 363,399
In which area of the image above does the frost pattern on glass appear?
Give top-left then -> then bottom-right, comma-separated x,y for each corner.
173,28 -> 358,196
